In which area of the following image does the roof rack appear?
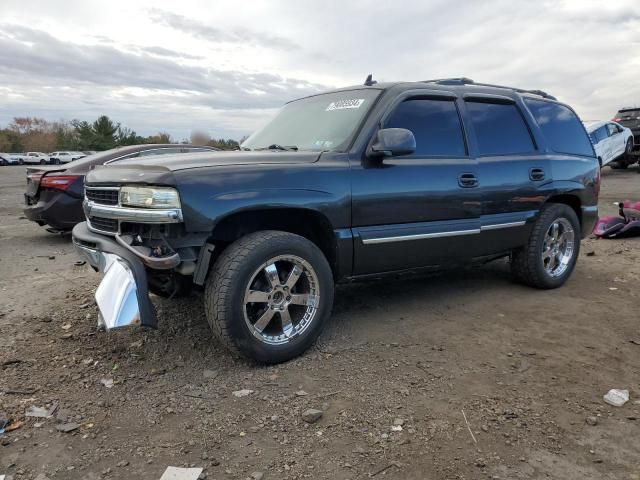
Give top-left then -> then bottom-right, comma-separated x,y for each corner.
420,77 -> 556,100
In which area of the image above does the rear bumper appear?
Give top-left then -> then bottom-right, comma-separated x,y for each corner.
24,191 -> 84,231
72,222 -> 157,328
582,205 -> 598,238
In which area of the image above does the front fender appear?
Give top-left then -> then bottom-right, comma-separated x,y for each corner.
173,157 -> 351,233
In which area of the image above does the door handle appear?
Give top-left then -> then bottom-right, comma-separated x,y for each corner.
458,173 -> 479,188
529,168 -> 545,181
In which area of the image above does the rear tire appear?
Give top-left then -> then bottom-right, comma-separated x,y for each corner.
511,204 -> 581,289
204,231 -> 334,363
40,159 -> 46,165
625,138 -> 634,159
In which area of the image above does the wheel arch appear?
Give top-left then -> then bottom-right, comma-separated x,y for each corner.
545,194 -> 582,227
206,207 -> 339,279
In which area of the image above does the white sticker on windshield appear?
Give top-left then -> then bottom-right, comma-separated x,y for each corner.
326,98 -> 365,111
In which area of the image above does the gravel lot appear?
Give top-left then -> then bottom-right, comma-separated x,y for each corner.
1,164 -> 640,480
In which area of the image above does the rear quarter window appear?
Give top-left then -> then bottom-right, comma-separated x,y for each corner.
524,99 -> 594,157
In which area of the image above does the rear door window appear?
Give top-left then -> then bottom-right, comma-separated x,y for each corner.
465,101 -> 535,155
592,126 -> 608,144
384,98 -> 467,156
524,98 -> 593,156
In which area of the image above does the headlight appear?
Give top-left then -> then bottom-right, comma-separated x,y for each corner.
119,186 -> 181,209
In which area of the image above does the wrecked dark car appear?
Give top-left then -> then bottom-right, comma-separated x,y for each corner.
24,144 -> 218,233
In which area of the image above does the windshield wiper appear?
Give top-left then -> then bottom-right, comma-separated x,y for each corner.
255,144 -> 298,151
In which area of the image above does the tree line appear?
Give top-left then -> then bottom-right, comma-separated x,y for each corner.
0,116 -> 242,153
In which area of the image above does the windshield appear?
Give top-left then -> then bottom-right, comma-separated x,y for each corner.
242,89 -> 380,152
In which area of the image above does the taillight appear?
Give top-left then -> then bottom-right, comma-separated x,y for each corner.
613,117 -> 622,122
40,175 -> 80,192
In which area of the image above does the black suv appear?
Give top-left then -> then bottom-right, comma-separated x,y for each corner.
72,78 -> 599,363
614,107 -> 640,154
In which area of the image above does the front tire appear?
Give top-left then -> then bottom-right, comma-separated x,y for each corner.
511,204 -> 581,289
204,231 -> 334,363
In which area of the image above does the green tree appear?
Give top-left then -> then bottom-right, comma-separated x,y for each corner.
91,115 -> 119,150
71,120 -> 94,150
117,126 -> 143,146
0,128 -> 22,152
145,132 -> 172,144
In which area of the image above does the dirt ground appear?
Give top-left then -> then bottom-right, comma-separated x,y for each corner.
1,164 -> 640,480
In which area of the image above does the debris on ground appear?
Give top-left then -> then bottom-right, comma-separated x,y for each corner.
301,408 -> 323,423
586,416 -> 599,426
604,389 -> 629,407
0,412 -> 8,430
100,378 -> 114,389
25,405 -> 56,419
56,423 -> 80,433
250,472 -> 264,480
232,389 -> 254,397
295,390 -> 308,397
158,466 -> 203,480
4,421 -> 23,433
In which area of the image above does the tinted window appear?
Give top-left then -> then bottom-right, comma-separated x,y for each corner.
384,98 -> 466,156
139,148 -> 182,157
524,98 -> 593,156
607,124 -> 620,136
465,101 -> 535,155
184,147 -> 214,152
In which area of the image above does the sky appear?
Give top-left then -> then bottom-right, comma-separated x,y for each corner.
1,0 -> 639,141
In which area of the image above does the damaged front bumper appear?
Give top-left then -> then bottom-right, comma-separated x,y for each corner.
72,221 -> 157,329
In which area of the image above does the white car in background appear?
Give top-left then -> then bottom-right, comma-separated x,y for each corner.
23,152 -> 50,165
0,152 -> 20,165
49,151 -> 85,164
584,120 -> 635,168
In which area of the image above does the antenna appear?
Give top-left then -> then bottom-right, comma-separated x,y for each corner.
364,74 -> 377,86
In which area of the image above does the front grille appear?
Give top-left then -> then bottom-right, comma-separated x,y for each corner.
89,216 -> 118,233
86,188 -> 119,205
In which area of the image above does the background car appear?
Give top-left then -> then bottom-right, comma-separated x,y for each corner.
584,120 -> 634,168
0,152 -> 19,166
49,151 -> 86,164
24,144 -> 219,232
613,107 -> 640,154
23,152 -> 50,165
9,153 -> 25,165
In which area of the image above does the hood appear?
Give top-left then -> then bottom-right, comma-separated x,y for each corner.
85,150 -> 322,186
115,150 -> 322,172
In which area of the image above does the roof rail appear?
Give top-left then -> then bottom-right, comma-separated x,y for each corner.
420,78 -> 556,100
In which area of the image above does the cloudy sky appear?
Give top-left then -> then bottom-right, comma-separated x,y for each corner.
1,0 -> 639,140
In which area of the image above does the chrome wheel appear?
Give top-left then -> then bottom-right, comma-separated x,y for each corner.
243,255 -> 320,345
542,218 -> 574,278
626,139 -> 633,155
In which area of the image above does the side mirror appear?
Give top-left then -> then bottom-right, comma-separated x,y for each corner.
369,128 -> 416,157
